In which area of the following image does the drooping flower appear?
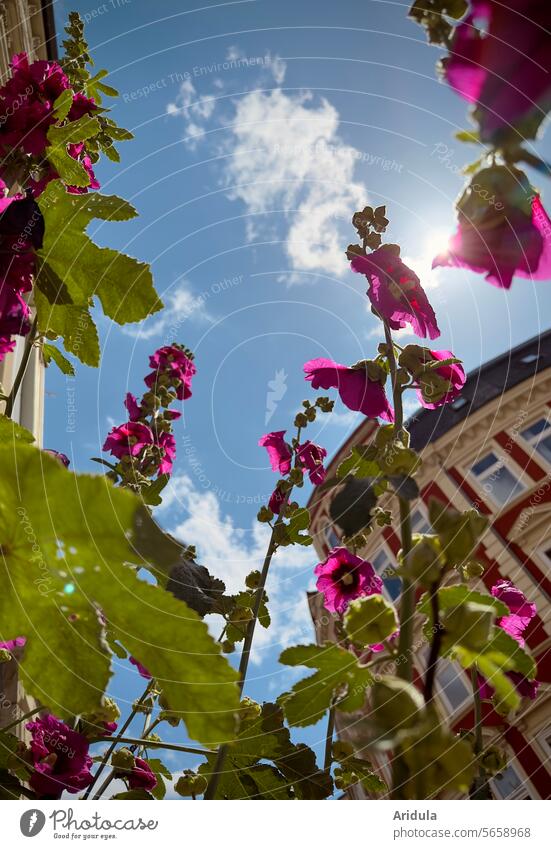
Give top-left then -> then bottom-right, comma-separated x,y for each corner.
103,421 -> 154,460
157,431 -> 177,475
259,431 -> 293,475
314,547 -> 383,614
491,580 -> 537,647
43,449 -> 70,467
433,167 -> 551,289
304,358 -> 394,421
127,757 -> 157,792
444,0 -> 551,144
296,440 -> 327,485
144,345 -> 196,401
268,484 -> 286,515
0,636 -> 26,652
415,349 -> 466,410
26,714 -> 94,799
124,392 -> 143,421
129,655 -> 152,679
350,246 -> 440,340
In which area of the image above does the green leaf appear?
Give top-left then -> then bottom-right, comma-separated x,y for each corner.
455,130 -> 481,144
0,444 -> 240,745
37,181 -> 163,332
418,584 -> 509,625
46,145 -> 90,187
34,288 -> 100,366
147,758 -> 172,800
48,115 -> 101,147
111,788 -> 154,800
278,643 -> 374,727
52,89 -> 75,122
0,415 -> 35,444
141,474 -> 170,507
336,446 -> 380,479
42,343 -> 75,376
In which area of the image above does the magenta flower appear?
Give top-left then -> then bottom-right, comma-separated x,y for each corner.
304,358 -> 393,421
0,53 -> 69,156
314,547 -> 383,614
296,440 -> 327,485
416,349 -> 466,410
433,191 -> 551,290
129,656 -> 152,679
478,671 -> 539,703
445,1 -> 551,144
43,450 -> 70,467
145,345 -> 196,401
124,392 -> 142,421
0,288 -> 31,363
268,485 -> 286,515
157,431 -> 177,475
0,636 -> 26,652
491,580 -> 537,648
128,757 -> 157,792
66,142 -> 100,194
259,431 -> 293,475
103,421 -> 154,460
350,246 -> 440,340
26,714 -> 93,799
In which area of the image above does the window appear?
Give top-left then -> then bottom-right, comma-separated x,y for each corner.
521,417 -> 551,465
471,451 -> 526,506
434,659 -> 470,713
325,527 -> 341,549
536,725 -> 551,759
411,507 -> 431,534
372,549 -> 401,602
491,762 -> 532,799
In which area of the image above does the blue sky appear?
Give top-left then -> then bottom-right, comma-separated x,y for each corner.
44,0 -> 551,783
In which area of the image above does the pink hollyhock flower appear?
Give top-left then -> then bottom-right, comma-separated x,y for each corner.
0,53 -> 69,156
43,449 -> 70,467
351,246 -> 440,340
103,421 -> 154,460
296,440 -> 327,485
304,358 -> 394,421
445,1 -> 551,144
128,757 -> 157,792
416,349 -> 466,410
67,92 -> 97,122
103,721 -> 118,735
129,656 -> 152,679
478,671 -> 539,703
0,636 -> 26,652
0,286 -> 31,334
157,431 -> 176,475
268,484 -> 286,514
259,431 -> 293,475
66,142 -> 100,194
314,547 -> 383,614
26,714 -> 93,799
124,392 -> 142,421
0,336 -> 16,359
145,345 -> 196,401
491,580 -> 537,647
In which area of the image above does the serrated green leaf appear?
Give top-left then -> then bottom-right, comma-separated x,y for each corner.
34,288 -> 100,366
111,788 -> 154,800
48,115 -> 101,147
52,89 -> 74,122
278,643 -> 374,727
418,584 -> 509,624
42,343 -> 75,376
46,145 -> 90,187
0,444 -> 240,745
96,81 -> 119,98
147,758 -> 171,800
0,415 -> 35,444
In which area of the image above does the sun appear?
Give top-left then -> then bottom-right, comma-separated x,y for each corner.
423,228 -> 451,264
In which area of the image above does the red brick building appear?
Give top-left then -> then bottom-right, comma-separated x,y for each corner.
308,331 -> 551,799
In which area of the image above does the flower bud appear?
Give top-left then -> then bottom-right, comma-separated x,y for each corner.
371,677 -> 424,735
442,601 -> 495,651
175,770 -> 208,797
344,595 -> 398,647
402,534 -> 444,587
112,747 -> 135,771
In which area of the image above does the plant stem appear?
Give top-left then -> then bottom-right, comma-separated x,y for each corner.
470,664 -> 491,799
0,704 -> 43,734
83,680 -> 154,800
4,317 -> 38,419
423,580 -> 442,702
324,706 -> 336,773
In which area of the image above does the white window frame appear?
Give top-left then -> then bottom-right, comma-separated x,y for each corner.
372,544 -> 401,603
519,413 -> 551,469
535,725 -> 551,761
490,755 -> 536,800
468,447 -> 528,508
410,504 -> 431,535
433,658 -> 471,716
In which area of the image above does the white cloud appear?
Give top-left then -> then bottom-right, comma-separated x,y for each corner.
122,279 -> 212,340
167,78 -> 216,148
158,474 -> 316,662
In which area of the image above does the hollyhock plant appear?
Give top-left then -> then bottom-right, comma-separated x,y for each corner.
491,580 -> 537,647
26,714 -> 94,799
296,440 -> 327,485
314,547 -> 383,614
268,484 -> 286,515
43,449 -> 70,467
259,431 -> 293,474
124,392 -> 143,421
304,358 -> 394,421
127,757 -> 158,792
157,431 -> 177,475
445,0 -> 551,144
350,246 -> 440,340
66,142 -> 100,194
103,421 -> 154,460
144,344 -> 196,401
0,636 -> 26,653
433,168 -> 551,289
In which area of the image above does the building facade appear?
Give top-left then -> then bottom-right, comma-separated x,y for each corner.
0,0 -> 55,733
308,331 -> 551,799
